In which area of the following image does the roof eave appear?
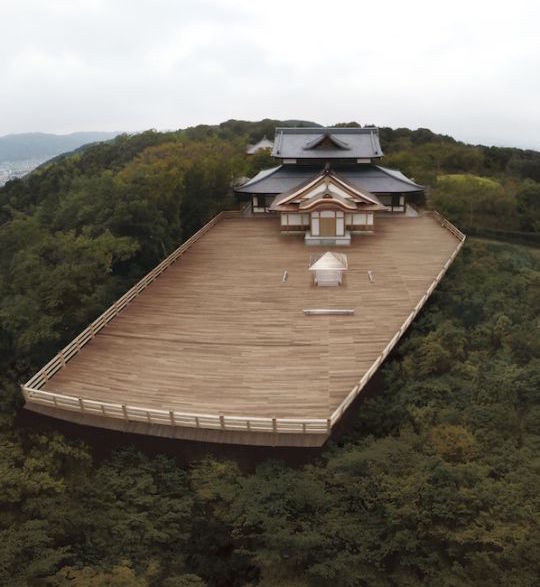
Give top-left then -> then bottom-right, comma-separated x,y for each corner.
234,165 -> 283,192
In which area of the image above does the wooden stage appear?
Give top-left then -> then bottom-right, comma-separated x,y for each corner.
23,213 -> 464,446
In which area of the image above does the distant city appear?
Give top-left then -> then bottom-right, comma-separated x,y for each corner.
0,131 -> 120,187
0,159 -> 47,186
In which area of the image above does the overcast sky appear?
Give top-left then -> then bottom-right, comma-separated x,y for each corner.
1,0 -> 539,149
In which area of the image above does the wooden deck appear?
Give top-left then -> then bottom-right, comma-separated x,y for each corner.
23,213 -> 463,446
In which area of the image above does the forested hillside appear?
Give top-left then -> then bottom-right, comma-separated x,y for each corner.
0,120 -> 539,586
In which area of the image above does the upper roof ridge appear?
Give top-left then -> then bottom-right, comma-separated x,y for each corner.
272,127 -> 383,159
274,126 -> 379,133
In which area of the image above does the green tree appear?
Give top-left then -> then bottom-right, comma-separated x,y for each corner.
515,180 -> 540,231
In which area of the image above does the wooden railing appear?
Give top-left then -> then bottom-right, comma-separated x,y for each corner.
329,211 -> 466,427
429,210 -> 466,241
21,387 -> 330,433
22,210 -> 465,437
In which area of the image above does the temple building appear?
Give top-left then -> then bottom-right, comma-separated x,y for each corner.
245,135 -> 274,155
235,126 -> 424,245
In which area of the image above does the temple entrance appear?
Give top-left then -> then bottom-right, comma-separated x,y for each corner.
319,216 -> 336,236
305,209 -> 350,245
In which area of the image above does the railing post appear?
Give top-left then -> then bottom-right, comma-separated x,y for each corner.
326,418 -> 331,431
272,418 -> 277,432
220,415 -> 225,429
78,398 -> 85,412
195,416 -> 200,428
122,405 -> 128,420
169,410 -> 175,425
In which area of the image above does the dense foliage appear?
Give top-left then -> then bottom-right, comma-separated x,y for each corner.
0,120 -> 539,585
379,127 -> 540,235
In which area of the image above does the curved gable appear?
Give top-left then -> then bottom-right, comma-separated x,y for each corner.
270,170 -> 386,212
303,133 -> 351,151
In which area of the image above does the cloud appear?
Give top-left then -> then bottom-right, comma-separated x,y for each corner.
0,0 -> 539,149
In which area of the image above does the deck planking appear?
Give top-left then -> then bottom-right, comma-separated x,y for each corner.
40,215 -> 459,421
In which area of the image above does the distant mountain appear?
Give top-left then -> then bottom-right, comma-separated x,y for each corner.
0,131 -> 121,162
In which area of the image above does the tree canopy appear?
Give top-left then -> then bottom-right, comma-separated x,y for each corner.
0,120 -> 538,585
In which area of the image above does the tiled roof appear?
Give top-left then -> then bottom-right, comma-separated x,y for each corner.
246,136 -> 274,155
272,127 -> 383,159
235,164 -> 424,195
